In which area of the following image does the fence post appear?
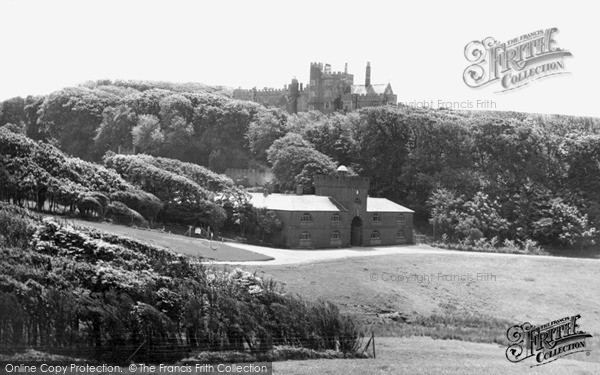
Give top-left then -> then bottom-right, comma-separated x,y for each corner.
372,332 -> 376,359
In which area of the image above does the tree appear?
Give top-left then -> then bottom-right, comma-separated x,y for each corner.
266,133 -> 337,191
94,105 -> 137,156
246,110 -> 288,161
37,88 -> 120,160
0,96 -> 25,126
132,115 -> 164,153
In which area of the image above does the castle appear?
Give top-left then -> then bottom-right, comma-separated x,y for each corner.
232,62 -> 397,114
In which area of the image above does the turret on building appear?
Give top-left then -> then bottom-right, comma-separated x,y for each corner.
248,168 -> 413,249
232,62 -> 397,114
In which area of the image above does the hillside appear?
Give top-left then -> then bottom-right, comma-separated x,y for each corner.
0,127 -> 287,248
0,203 -> 362,363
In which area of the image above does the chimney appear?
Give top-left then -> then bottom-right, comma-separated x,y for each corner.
295,184 -> 303,195
344,62 -> 348,74
365,62 -> 371,87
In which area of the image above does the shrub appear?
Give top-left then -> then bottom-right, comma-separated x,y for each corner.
110,190 -> 163,222
105,201 -> 148,227
0,203 -> 39,247
77,196 -> 104,218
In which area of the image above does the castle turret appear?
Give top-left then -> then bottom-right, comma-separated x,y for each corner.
289,78 -> 299,114
365,62 -> 371,87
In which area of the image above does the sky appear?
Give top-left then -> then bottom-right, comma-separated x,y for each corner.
0,0 -> 598,117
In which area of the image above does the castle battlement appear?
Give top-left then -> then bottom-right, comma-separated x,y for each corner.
232,61 -> 395,114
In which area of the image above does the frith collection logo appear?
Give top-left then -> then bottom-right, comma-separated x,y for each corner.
505,314 -> 592,367
463,28 -> 572,92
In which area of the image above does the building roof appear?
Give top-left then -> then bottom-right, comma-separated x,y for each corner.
249,193 -> 413,213
366,197 -> 414,213
249,193 -> 342,212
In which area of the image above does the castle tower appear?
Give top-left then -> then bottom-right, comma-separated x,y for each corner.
289,78 -> 299,114
308,62 -> 324,111
365,62 -> 371,87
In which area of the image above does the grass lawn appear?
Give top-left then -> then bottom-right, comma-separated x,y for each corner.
60,218 -> 274,262
248,251 -> 600,367
249,251 -> 600,333
274,336 -> 600,375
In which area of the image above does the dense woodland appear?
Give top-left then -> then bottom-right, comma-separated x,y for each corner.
1,80 -> 600,250
0,203 -> 360,362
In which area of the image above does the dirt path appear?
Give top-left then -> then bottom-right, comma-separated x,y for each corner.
208,241 -> 600,266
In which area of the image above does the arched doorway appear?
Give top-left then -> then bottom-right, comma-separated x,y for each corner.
351,216 -> 362,246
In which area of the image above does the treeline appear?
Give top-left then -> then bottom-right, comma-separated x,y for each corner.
2,81 -> 600,249
251,107 -> 600,249
0,127 -> 280,240
0,203 -> 361,363
0,82 -> 260,170
0,126 -> 155,226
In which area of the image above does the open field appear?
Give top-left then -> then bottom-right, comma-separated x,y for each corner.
274,336 -> 600,375
249,251 -> 600,335
58,218 -> 274,262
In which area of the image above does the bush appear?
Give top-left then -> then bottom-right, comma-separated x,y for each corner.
0,203 -> 39,247
77,195 -> 104,218
105,201 -> 148,227
110,190 -> 163,222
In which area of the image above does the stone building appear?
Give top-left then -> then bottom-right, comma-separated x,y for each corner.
248,169 -> 413,249
232,62 -> 397,114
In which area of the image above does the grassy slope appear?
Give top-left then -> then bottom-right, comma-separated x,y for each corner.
250,252 -> 600,333
61,218 -> 274,262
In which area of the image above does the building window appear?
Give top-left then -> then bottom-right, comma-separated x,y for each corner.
330,230 -> 342,246
370,230 -> 381,245
331,213 -> 341,225
396,230 -> 406,243
300,213 -> 313,224
397,214 -> 405,226
299,231 -> 312,247
372,213 -> 381,224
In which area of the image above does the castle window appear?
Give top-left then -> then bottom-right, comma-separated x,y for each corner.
331,230 -> 340,240
331,213 -> 341,224
397,214 -> 406,226
300,213 -> 313,223
372,213 -> 381,224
